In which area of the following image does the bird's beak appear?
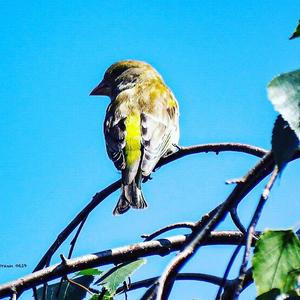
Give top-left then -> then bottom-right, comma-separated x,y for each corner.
90,80 -> 110,96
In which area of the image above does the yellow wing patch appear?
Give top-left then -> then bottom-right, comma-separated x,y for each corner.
125,113 -> 141,167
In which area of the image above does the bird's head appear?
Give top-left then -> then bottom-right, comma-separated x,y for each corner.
90,60 -> 161,99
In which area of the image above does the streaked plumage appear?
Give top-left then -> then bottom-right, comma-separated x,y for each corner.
90,60 -> 179,215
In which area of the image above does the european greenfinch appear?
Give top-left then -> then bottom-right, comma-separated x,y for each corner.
90,60 -> 180,215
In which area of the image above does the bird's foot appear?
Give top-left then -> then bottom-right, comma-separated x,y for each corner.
172,143 -> 182,151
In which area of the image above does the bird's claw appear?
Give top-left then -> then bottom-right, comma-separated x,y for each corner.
172,143 -> 182,151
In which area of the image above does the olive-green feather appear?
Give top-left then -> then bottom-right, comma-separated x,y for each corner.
91,60 -> 180,215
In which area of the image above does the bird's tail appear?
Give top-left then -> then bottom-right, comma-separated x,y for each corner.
113,179 -> 147,215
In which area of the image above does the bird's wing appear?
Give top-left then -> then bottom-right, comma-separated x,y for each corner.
104,102 -> 127,171
141,89 -> 179,176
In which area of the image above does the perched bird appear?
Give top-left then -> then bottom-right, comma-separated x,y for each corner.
90,60 -> 180,215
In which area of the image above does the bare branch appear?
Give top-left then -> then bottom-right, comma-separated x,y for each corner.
141,222 -> 195,241
144,152 -> 276,300
117,270 -> 254,296
221,268 -> 253,300
156,143 -> 267,170
234,167 -> 279,298
33,179 -> 121,272
13,145 -> 296,299
34,143 -> 267,272
68,217 -> 88,259
116,273 -> 226,294
66,276 -> 94,296
0,231 -> 258,297
215,244 -> 242,300
230,208 -> 246,234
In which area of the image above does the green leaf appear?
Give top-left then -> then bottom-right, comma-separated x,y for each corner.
290,20 -> 300,40
252,230 -> 300,297
75,268 -> 102,277
271,115 -> 299,171
96,259 -> 146,295
88,293 -> 113,300
36,275 -> 94,300
267,69 -> 300,141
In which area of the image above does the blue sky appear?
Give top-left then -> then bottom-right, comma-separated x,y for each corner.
0,1 -> 299,299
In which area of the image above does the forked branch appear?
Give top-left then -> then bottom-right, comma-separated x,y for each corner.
143,152 -> 276,300
34,143 -> 267,272
0,231 -> 256,298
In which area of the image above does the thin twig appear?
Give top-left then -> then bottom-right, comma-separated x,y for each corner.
68,217 -> 88,259
42,282 -> 47,300
141,222 -> 195,241
215,244 -> 243,300
45,216 -> 88,298
33,179 -> 121,272
33,287 -> 38,300
116,273 -> 226,294
55,278 -> 64,298
234,167 -> 279,298
124,284 -> 128,300
116,271 -> 254,296
221,268 -> 253,300
155,143 -> 267,170
0,231 -> 257,297
55,255 -> 69,297
66,276 -> 94,296
143,152 -> 275,300
230,208 -> 246,234
33,143 -> 267,274
60,254 -> 68,265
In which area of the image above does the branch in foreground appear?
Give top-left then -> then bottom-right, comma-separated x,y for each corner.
234,167 -> 279,298
221,268 -> 253,300
34,179 -> 121,272
141,222 -> 195,241
215,168 -> 279,299
155,143 -> 267,169
145,149 -> 300,299
0,231 -> 258,298
117,273 -> 225,294
215,243 -> 243,300
34,143 -> 267,272
146,152 -> 275,300
229,207 -> 246,234
116,270 -> 253,296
